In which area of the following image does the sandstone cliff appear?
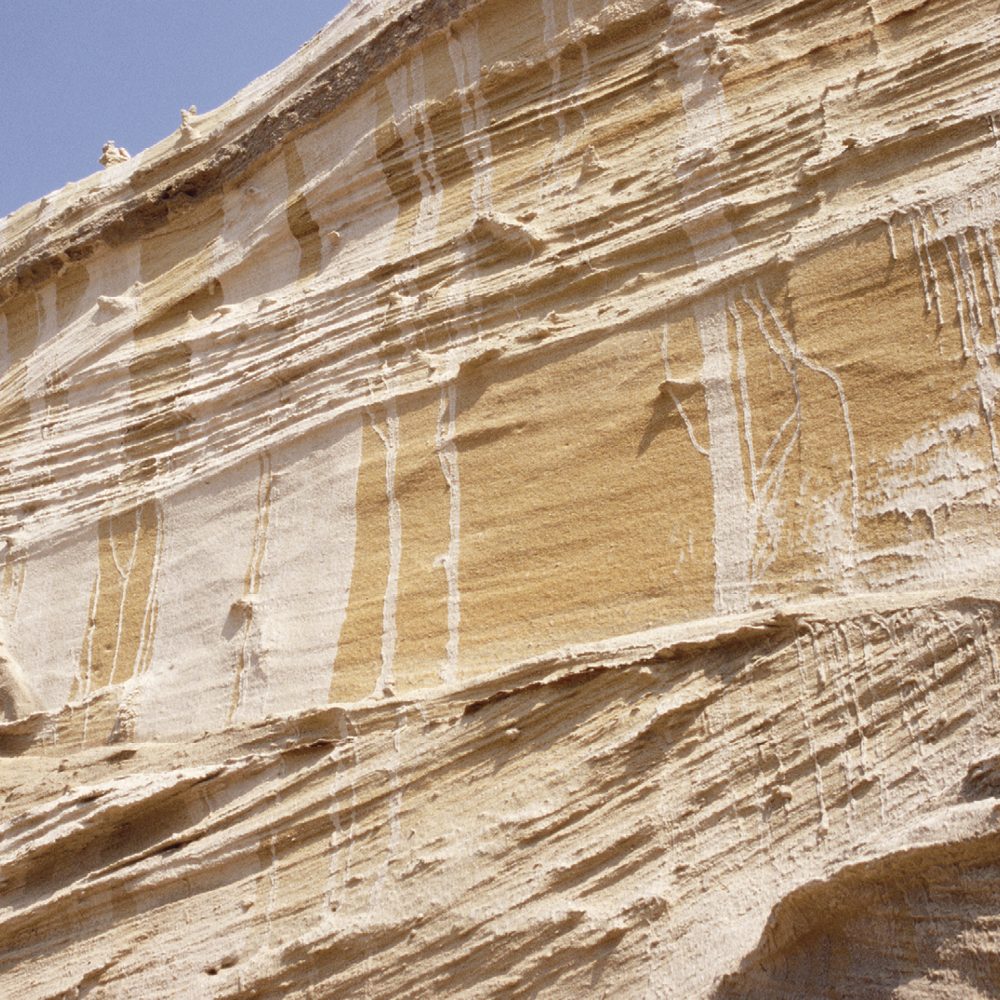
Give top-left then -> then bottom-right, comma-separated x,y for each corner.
2,0 -> 1000,996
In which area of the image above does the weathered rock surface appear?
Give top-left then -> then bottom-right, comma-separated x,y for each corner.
2,0 -> 1000,995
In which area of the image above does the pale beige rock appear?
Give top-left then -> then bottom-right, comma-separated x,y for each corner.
98,140 -> 130,167
2,0 -> 1000,995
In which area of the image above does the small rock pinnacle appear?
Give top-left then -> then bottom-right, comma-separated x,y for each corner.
180,106 -> 199,136
99,141 -> 130,168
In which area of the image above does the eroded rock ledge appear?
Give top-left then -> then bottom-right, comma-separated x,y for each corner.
2,0 -> 1000,995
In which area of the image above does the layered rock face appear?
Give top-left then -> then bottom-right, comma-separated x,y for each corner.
3,0 -> 1000,995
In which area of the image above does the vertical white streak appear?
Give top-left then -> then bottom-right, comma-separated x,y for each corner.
81,557 -> 101,698
956,232 -> 984,333
325,718 -> 356,917
368,708 -> 406,920
435,384 -> 461,682
908,213 -> 933,317
696,296 -> 753,613
372,403 -> 401,696
885,217 -> 898,262
974,227 -> 1000,350
984,227 -> 1000,357
918,212 -> 946,328
954,231 -> 1000,477
941,236 -> 971,359
728,296 -> 759,500
323,714 -> 359,927
132,501 -> 164,677
325,754 -> 345,917
669,2 -> 753,613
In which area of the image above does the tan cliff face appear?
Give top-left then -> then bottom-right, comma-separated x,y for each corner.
2,0 -> 1000,995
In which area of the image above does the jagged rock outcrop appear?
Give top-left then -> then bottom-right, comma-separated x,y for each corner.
2,0 -> 1000,995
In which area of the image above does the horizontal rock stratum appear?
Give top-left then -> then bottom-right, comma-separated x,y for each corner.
3,0 -> 1000,996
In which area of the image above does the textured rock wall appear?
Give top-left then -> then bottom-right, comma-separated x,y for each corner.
2,0 -> 1000,995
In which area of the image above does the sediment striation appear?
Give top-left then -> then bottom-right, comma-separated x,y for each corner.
2,0 -> 1000,995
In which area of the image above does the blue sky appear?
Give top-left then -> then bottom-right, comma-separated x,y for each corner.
0,1 -> 350,220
